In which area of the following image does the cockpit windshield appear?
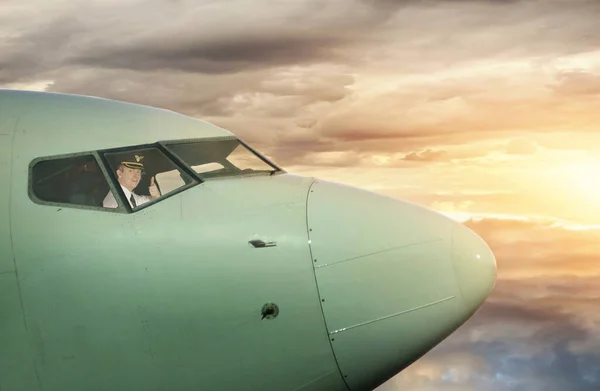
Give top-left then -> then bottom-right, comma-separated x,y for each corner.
164,138 -> 280,179
29,138 -> 283,213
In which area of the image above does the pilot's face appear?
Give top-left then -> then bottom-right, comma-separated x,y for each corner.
117,166 -> 142,191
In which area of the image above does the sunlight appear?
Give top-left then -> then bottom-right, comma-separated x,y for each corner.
552,50 -> 600,72
560,161 -> 600,204
0,80 -> 53,91
440,211 -> 534,223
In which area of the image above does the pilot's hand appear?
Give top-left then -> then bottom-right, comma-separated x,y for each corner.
149,176 -> 160,198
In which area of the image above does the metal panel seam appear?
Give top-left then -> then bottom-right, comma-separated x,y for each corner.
314,238 -> 443,269
10,115 -> 43,391
329,296 -> 457,335
305,180 -> 350,391
448,225 -> 468,310
291,370 -> 337,391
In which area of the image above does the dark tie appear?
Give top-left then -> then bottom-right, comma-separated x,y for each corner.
130,194 -> 137,207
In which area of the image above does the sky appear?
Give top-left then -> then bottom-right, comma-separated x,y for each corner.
3,0 -> 600,389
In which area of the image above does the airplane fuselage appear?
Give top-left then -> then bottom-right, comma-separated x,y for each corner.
0,90 -> 496,391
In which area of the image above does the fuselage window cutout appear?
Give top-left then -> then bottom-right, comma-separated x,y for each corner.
31,154 -> 116,209
101,146 -> 197,210
164,139 -> 279,179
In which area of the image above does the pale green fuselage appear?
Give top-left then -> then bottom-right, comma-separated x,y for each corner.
0,90 -> 496,391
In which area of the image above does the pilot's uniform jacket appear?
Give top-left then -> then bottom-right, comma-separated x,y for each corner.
102,153 -> 151,209
103,185 -> 151,209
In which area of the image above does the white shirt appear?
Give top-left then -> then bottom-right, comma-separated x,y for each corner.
103,185 -> 151,209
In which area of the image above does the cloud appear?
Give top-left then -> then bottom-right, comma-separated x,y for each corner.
3,0 -> 600,165
506,138 -> 538,155
463,217 -> 600,273
403,149 -> 448,162
553,71 -> 600,96
377,216 -> 600,390
3,3 -> 600,390
398,145 -> 496,163
269,138 -> 499,168
0,0 -> 397,83
42,64 -> 355,130
71,29 -> 350,74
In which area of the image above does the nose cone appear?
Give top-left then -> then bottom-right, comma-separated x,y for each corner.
306,180 -> 496,391
452,224 -> 497,313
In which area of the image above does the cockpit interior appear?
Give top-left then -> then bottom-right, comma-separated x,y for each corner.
29,136 -> 281,213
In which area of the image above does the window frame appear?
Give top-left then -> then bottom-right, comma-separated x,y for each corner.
28,150 -> 128,213
159,135 -> 286,180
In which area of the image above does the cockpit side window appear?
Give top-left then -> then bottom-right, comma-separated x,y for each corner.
101,145 -> 198,211
163,138 -> 282,179
30,154 -> 118,210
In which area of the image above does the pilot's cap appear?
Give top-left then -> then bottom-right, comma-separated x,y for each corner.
119,153 -> 145,170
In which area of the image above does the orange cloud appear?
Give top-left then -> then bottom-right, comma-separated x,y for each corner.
378,215 -> 600,390
506,138 -> 538,155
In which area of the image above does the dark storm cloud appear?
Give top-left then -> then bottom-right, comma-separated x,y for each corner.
4,0 -> 600,82
379,216 -> 600,390
71,32 -> 351,74
0,0 -> 394,83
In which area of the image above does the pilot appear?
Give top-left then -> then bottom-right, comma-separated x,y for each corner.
102,153 -> 161,208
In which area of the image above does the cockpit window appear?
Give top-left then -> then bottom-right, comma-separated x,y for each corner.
30,154 -> 116,209
164,138 -> 280,179
29,138 -> 277,212
101,146 -> 197,210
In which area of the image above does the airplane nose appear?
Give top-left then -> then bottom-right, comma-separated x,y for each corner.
306,180 -> 497,391
452,223 -> 497,314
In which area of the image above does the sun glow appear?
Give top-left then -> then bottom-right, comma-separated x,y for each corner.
560,161 -> 600,204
